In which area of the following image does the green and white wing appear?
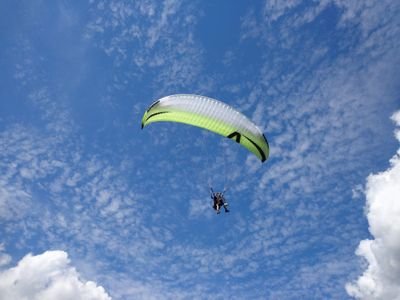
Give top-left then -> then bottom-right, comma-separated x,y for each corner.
141,94 -> 269,162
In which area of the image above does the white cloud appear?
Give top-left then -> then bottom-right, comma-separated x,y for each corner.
0,250 -> 111,300
346,111 -> 400,299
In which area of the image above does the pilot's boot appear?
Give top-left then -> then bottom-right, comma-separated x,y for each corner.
223,203 -> 229,213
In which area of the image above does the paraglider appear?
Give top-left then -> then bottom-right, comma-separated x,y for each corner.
141,94 -> 270,214
141,94 -> 269,162
210,188 -> 229,214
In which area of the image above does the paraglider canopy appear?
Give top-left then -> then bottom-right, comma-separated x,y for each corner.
141,94 -> 269,162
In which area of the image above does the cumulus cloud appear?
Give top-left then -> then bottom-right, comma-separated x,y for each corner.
346,111 -> 400,299
0,250 -> 111,300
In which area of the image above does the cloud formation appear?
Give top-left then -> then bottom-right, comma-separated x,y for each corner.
346,111 -> 400,299
2,1 -> 399,299
0,250 -> 111,300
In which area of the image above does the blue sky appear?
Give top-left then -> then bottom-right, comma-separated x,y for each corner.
1,1 -> 399,299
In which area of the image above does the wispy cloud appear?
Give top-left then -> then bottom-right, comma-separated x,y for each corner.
238,0 -> 400,207
346,111 -> 400,299
85,0 -> 205,96
0,244 -> 11,267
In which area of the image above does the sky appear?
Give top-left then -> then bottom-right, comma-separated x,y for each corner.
0,1 -> 399,299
